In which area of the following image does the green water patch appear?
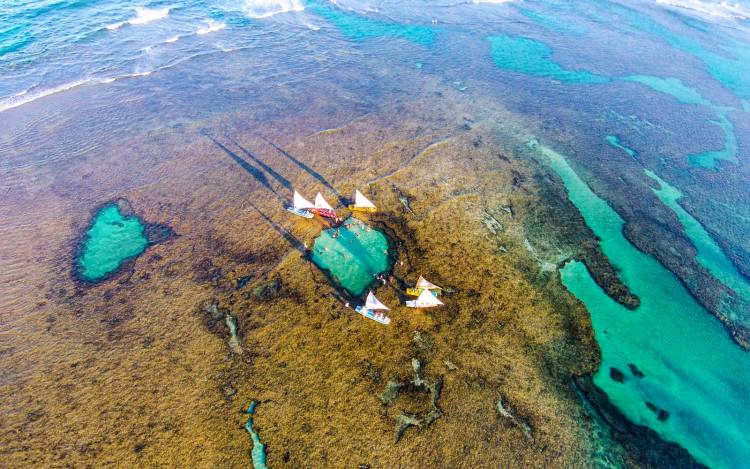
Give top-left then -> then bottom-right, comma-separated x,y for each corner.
487,35 -> 609,83
623,75 -> 705,105
686,111 -> 738,168
539,143 -> 750,468
612,2 -> 750,100
310,218 -> 391,297
244,402 -> 269,469
75,200 -> 171,283
619,75 -> 736,168
644,170 -> 750,309
605,135 -> 637,160
305,0 -> 436,46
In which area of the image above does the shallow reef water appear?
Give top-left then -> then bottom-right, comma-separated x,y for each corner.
487,35 -> 609,84
244,402 -> 268,469
76,203 -> 148,282
542,143 -> 750,468
310,218 -> 390,297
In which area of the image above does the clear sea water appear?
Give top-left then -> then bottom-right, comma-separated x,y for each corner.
3,0 -> 750,467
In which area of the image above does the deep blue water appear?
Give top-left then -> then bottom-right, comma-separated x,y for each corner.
3,0 -> 750,467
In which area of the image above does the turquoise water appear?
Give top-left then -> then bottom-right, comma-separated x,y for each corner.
77,204 -> 148,282
624,75 -> 706,105
607,1 -> 750,100
686,112 -> 738,168
310,218 -> 390,296
604,135 -> 637,160
487,35 -> 609,84
644,170 -> 750,316
541,143 -> 750,469
304,0 -> 436,46
244,402 -> 269,469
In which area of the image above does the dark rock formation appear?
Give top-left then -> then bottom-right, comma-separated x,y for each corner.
609,367 -> 625,383
574,376 -> 707,469
628,363 -> 645,378
378,359 -> 443,442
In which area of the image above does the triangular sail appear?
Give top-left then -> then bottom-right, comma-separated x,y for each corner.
315,192 -> 334,211
354,190 -> 376,209
293,191 -> 314,210
416,289 -> 443,306
365,291 -> 390,310
416,276 -> 441,290
407,289 -> 443,308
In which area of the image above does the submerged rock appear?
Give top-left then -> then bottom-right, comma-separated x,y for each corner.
496,396 -> 533,440
628,363 -> 645,378
609,367 -> 625,383
379,359 -> 444,442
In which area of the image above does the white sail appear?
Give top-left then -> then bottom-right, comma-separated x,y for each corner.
407,289 -> 443,308
365,291 -> 390,310
314,192 -> 334,211
354,190 -> 376,209
293,191 -> 314,210
416,276 -> 441,290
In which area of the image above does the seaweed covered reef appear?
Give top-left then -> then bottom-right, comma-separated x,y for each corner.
0,70 -> 696,467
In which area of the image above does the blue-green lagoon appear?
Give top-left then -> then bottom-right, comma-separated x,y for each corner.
310,218 -> 391,297
76,203 -> 150,282
542,143 -> 750,468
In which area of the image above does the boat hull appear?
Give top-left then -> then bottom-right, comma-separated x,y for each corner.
406,288 -> 441,297
286,207 -> 314,218
355,306 -> 390,324
310,207 -> 337,219
349,205 -> 376,213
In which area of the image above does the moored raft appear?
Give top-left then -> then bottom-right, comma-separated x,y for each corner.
355,291 -> 391,324
406,288 -> 444,308
349,190 -> 377,213
311,192 -> 337,219
286,190 -> 315,218
406,276 -> 442,297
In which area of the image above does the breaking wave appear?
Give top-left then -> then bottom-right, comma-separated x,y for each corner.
197,19 -> 227,35
242,0 -> 304,19
107,7 -> 171,30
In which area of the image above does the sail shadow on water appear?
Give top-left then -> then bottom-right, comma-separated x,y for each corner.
247,201 -> 306,254
205,134 -> 282,201
259,136 -> 347,205
226,136 -> 293,193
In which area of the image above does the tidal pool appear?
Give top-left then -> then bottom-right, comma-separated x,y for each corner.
76,203 -> 149,282
540,143 -> 750,469
310,218 -> 390,296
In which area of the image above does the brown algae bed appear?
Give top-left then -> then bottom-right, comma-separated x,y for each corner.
0,83 -> 677,467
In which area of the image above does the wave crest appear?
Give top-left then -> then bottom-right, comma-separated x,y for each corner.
242,0 -> 304,19
197,19 -> 227,35
107,7 -> 171,30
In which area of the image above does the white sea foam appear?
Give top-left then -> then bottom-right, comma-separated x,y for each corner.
655,0 -> 750,19
242,0 -> 304,19
107,7 -> 171,30
165,35 -> 180,43
197,19 -> 226,35
0,79 -> 93,113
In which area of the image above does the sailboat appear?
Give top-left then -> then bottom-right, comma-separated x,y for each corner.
286,191 -> 314,218
311,192 -> 337,219
348,190 -> 376,213
406,276 -> 442,297
406,289 -> 444,308
355,291 -> 391,325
